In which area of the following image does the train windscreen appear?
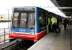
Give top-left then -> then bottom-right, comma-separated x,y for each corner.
13,11 -> 35,28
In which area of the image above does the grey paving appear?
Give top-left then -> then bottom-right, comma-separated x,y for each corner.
28,25 -> 72,50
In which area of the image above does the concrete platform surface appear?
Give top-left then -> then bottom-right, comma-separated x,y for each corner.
28,28 -> 71,50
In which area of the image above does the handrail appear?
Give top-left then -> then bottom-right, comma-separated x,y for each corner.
0,28 -> 11,43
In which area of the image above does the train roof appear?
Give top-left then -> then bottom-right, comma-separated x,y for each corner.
13,6 -> 35,12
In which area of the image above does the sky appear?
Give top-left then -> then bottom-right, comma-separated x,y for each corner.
0,0 -> 66,19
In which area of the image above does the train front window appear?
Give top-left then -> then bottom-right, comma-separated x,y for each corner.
13,12 -> 19,27
12,11 -> 35,29
28,13 -> 35,29
20,12 -> 35,28
13,12 -> 35,28
20,13 -> 27,28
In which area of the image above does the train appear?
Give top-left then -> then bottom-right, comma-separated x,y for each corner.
9,6 -> 62,42
9,7 -> 48,42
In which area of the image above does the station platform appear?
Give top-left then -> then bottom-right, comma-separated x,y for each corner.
28,25 -> 71,50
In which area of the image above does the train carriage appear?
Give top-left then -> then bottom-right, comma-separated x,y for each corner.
9,7 -> 48,42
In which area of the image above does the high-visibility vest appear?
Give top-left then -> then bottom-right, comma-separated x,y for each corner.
51,17 -> 57,24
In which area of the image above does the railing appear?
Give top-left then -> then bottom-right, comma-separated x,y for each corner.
0,20 -> 11,22
1,40 -> 17,50
0,28 -> 21,50
0,28 -> 11,44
